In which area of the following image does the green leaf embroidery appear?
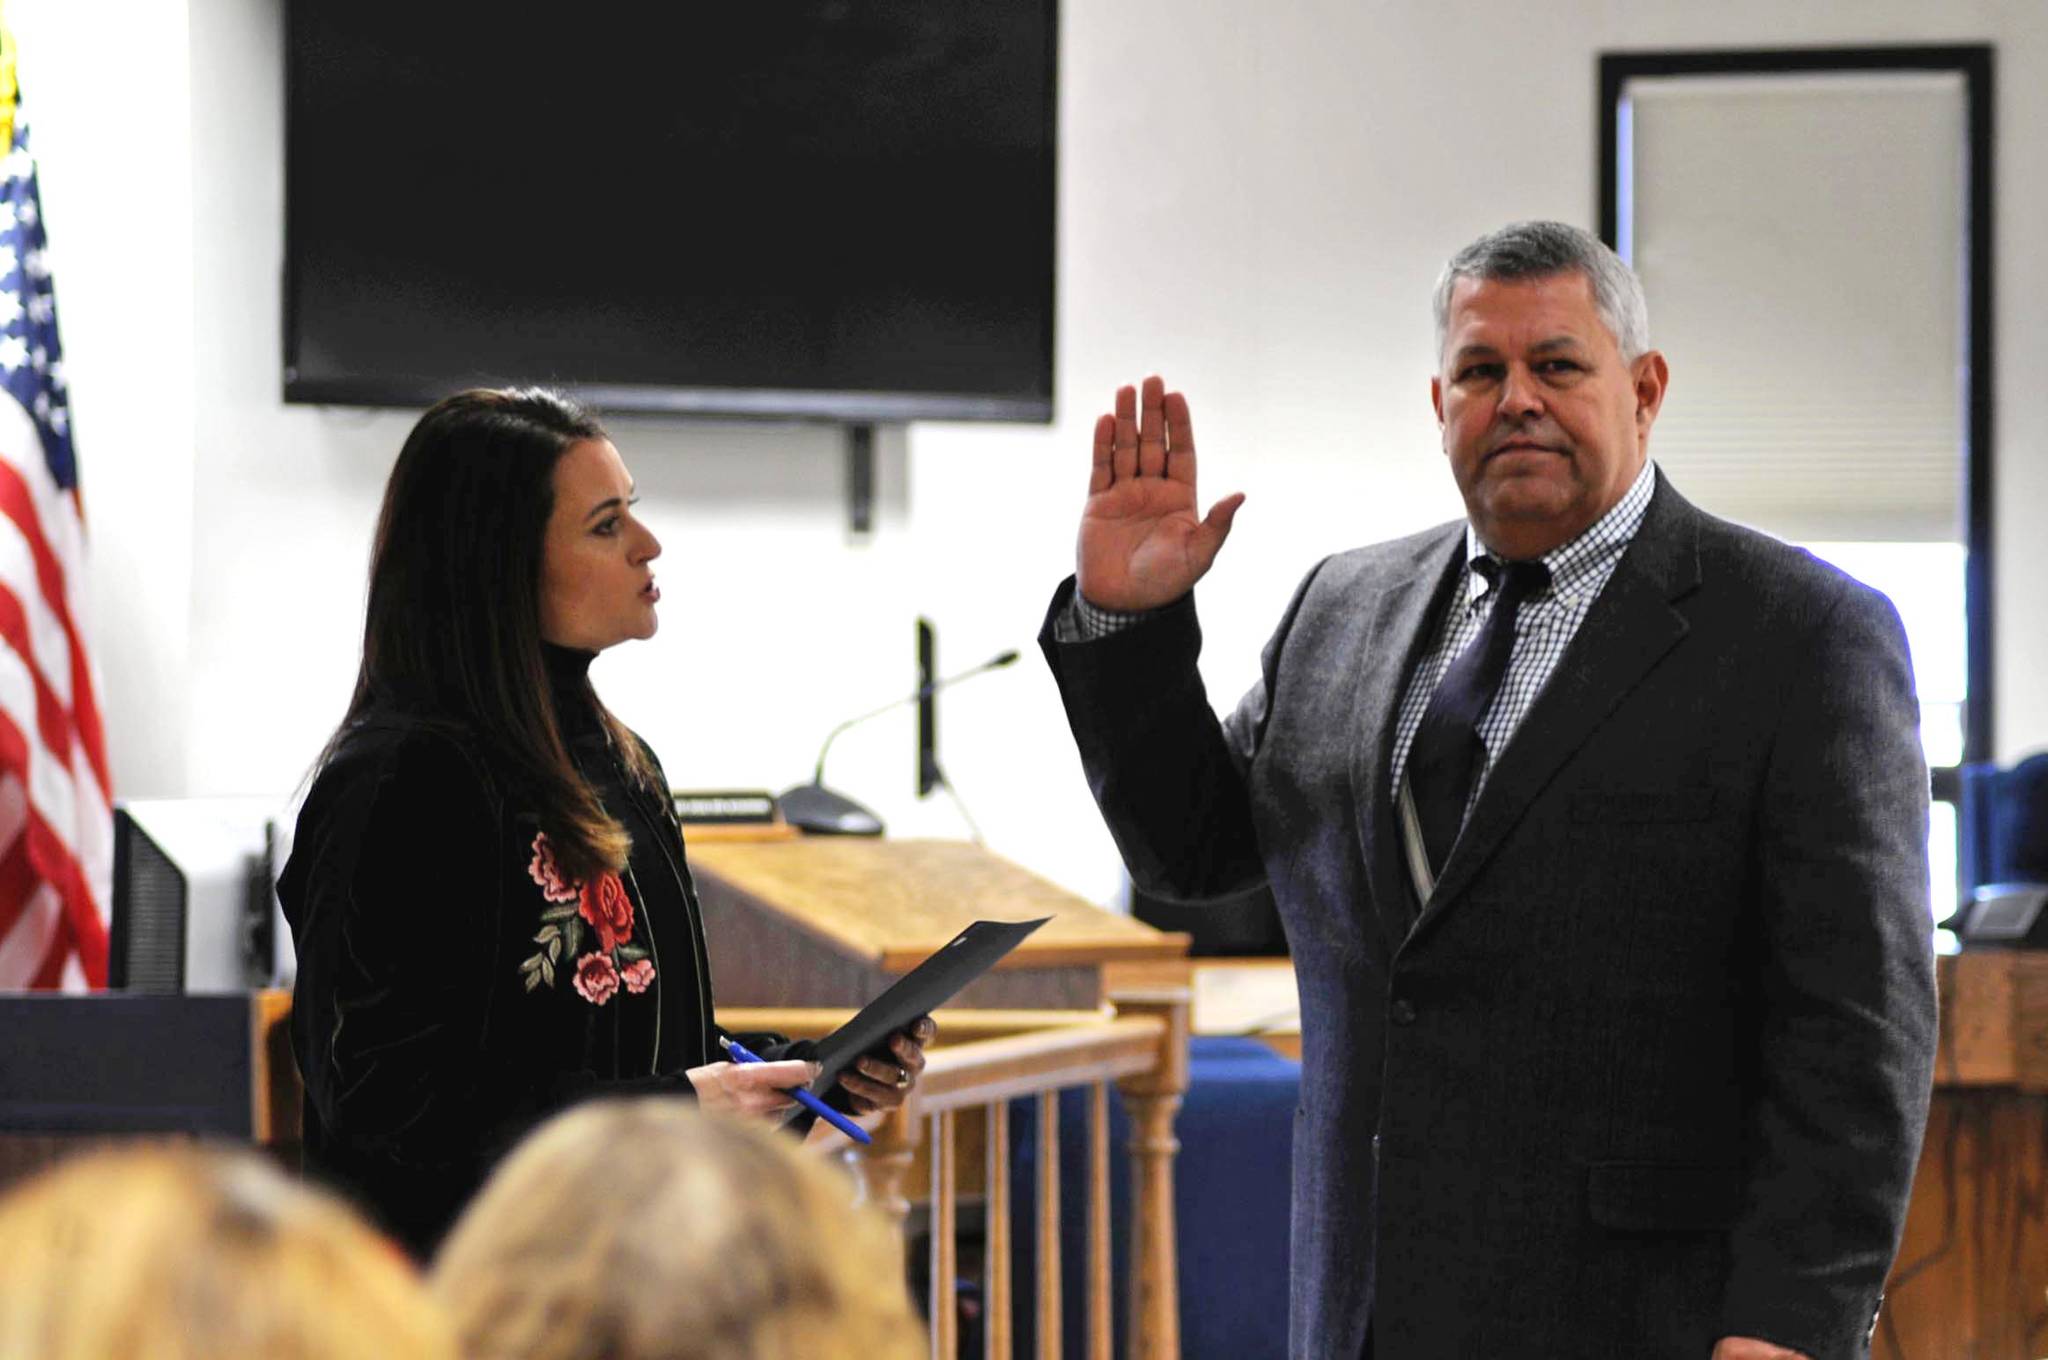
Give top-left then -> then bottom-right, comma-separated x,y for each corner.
534,923 -> 561,945
564,917 -> 585,958
617,944 -> 650,963
539,954 -> 556,988
540,904 -> 578,923
547,936 -> 561,964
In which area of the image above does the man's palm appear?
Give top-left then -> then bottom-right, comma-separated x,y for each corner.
1075,376 -> 1242,611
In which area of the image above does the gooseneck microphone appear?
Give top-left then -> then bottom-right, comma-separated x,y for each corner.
779,649 -> 1020,836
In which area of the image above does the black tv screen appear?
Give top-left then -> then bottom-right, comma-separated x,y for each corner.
284,3 -> 1056,421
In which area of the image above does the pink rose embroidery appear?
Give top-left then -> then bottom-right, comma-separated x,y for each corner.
573,952 -> 620,1006
519,836 -> 647,1005
527,832 -> 578,904
579,872 -> 635,952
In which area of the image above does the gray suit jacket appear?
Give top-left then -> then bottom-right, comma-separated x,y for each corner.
1040,474 -> 1936,1360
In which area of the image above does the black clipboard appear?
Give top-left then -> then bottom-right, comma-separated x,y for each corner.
804,916 -> 1050,1105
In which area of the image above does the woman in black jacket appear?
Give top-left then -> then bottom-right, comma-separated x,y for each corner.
280,388 -> 930,1256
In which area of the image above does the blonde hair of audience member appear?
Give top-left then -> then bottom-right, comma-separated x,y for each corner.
0,1142 -> 458,1360
432,1099 -> 925,1360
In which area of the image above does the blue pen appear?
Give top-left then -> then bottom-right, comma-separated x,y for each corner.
719,1035 -> 873,1145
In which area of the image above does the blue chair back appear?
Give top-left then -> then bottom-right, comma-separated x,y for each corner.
1958,752 -> 2048,889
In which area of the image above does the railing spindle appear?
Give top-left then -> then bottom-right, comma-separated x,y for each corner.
1088,1082 -> 1112,1360
1115,991 -> 1190,1360
931,1109 -> 957,1360
714,996 -> 1191,1360
986,1100 -> 1013,1360
1037,1092 -> 1062,1360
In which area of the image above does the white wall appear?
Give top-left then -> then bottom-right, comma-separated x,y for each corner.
15,0 -> 2048,909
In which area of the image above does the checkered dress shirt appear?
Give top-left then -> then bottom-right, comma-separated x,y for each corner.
1066,460 -> 1658,810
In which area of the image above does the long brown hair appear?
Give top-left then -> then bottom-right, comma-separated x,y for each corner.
328,387 -> 656,882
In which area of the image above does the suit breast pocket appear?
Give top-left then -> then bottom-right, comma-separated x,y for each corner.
1570,786 -> 1718,825
1562,784 -> 1737,933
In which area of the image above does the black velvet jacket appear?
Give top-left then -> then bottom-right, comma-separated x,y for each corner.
280,646 -> 721,1256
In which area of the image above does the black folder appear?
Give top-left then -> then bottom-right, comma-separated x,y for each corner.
804,916 -> 1050,1105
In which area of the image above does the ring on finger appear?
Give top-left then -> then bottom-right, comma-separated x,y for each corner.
894,1066 -> 912,1090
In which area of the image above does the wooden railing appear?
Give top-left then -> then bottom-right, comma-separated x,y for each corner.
722,989 -> 1190,1360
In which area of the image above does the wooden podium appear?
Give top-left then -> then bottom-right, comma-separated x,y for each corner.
688,837 -> 1189,1010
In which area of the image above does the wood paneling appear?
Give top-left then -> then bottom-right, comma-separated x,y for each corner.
1879,1090 -> 2048,1359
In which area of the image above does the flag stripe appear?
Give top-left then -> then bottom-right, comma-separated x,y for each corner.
0,625 -> 78,839
64,493 -> 109,799
29,913 -> 68,987
0,90 -> 110,993
0,881 -> 58,982
0,378 -> 98,671
67,726 -> 108,927
0,453 -> 107,797
0,707 -> 104,984
0,395 -> 110,809
0,500 -> 69,708
0,829 -> 34,940
0,579 -> 80,768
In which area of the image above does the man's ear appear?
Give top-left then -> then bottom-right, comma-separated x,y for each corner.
1430,374 -> 1445,429
1632,351 -> 1669,434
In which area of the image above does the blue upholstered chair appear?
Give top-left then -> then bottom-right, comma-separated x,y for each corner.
1957,753 -> 2048,891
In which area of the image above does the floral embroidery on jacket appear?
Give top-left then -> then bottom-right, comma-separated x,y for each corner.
518,830 -> 653,1006
527,834 -> 579,904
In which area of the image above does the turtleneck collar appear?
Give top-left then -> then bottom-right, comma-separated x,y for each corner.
541,642 -> 603,739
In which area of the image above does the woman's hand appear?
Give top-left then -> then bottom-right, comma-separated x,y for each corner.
835,1015 -> 937,1116
685,1058 -> 821,1119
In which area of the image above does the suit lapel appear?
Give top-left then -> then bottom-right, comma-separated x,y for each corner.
1351,526 -> 1469,951
1410,475 -> 1704,940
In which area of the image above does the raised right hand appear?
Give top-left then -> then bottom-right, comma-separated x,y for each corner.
685,1058 -> 821,1119
1075,374 -> 1244,612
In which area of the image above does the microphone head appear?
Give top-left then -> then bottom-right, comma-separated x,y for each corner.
988,649 -> 1021,669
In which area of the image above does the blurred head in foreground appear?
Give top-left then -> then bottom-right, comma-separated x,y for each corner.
431,1098 -> 925,1360
0,1142 -> 457,1360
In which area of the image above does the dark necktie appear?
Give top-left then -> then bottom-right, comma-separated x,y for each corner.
1406,557 -> 1551,877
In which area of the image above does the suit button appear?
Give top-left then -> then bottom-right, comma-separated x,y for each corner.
1390,999 -> 1417,1025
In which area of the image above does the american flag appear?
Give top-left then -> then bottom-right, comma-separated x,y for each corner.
0,77 -> 112,991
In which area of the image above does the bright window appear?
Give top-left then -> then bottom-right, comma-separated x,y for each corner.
1804,542 -> 1965,946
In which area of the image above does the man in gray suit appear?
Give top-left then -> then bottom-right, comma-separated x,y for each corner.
1040,221 -> 1936,1359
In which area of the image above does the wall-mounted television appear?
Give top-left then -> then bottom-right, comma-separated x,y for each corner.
284,2 -> 1056,422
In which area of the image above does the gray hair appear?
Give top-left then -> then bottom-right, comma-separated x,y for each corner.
1432,220 -> 1650,363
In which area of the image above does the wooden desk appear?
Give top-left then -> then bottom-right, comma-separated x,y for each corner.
1879,952 -> 2048,1358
